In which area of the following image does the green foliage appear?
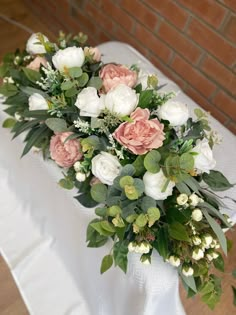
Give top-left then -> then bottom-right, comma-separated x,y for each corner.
2,118 -> 16,128
0,83 -> 18,96
87,76 -> 103,90
203,170 -> 234,191
153,226 -> 169,259
147,207 -> 160,227
168,222 -> 190,242
113,241 -> 128,273
58,178 -> 74,190
22,67 -> 41,83
144,150 -> 161,173
100,255 -> 113,274
138,90 -> 153,109
213,253 -> 224,272
45,118 -> 67,132
91,183 -> 108,203
68,67 -> 82,78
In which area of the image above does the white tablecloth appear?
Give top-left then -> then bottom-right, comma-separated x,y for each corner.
0,42 -> 236,315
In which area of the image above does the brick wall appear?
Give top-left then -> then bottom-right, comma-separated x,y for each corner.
25,0 -> 236,134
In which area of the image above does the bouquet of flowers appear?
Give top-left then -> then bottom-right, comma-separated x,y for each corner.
0,32 -> 235,309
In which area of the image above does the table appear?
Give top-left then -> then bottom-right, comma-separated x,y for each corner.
0,42 -> 236,315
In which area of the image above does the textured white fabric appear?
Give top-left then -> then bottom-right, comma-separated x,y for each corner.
0,42 -> 235,315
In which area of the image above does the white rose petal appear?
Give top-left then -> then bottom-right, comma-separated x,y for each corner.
157,100 -> 189,126
192,248 -> 204,260
75,87 -> 104,117
104,84 -> 139,116
191,208 -> 203,222
91,152 -> 121,185
177,193 -> 188,205
189,193 -> 200,206
168,255 -> 181,267
191,139 -> 216,174
26,33 -> 48,55
28,93 -> 48,111
52,46 -> 85,72
143,169 -> 175,201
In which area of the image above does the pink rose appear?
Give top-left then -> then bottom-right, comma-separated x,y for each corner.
113,108 -> 165,155
27,56 -> 47,71
84,46 -> 101,62
99,64 -> 137,93
50,132 -> 83,167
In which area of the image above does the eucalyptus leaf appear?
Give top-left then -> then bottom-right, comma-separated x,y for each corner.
58,178 -> 74,190
87,76 -> 103,90
144,150 -> 161,173
45,118 -> 67,132
22,67 -> 41,82
180,274 -> 197,293
68,67 -> 82,78
203,170 -> 234,191
91,183 -> 108,203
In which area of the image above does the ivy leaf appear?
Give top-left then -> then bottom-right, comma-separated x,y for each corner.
45,118 -> 67,132
153,226 -> 169,259
113,241 -> 128,273
203,170 -> 234,191
100,255 -> 113,274
91,183 -> 108,203
144,150 -> 161,173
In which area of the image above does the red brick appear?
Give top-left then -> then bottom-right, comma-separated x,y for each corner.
177,0 -> 227,28
185,86 -> 229,125
171,55 -> 216,98
158,21 -> 202,64
213,90 -> 236,119
222,14 -> 236,44
85,2 -> 114,33
70,8 -> 97,35
98,0 -> 134,32
149,53 -> 187,90
96,30 -> 112,45
135,24 -> 172,63
218,0 -> 236,12
227,121 -> 236,134
200,56 -> 236,96
187,18 -> 236,67
120,0 -> 159,31
145,0 -> 188,30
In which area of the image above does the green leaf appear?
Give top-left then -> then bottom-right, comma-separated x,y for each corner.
86,219 -> 108,247
95,207 -> 107,217
147,207 -> 160,227
45,118 -> 67,132
179,152 -> 194,172
61,80 -> 75,90
169,222 -> 190,242
119,176 -> 134,188
87,76 -> 103,90
0,83 -> 18,96
203,170 -> 234,191
77,73 -> 89,87
68,67 -> 82,78
113,241 -> 128,273
232,286 -> 236,306
22,67 -> 41,82
153,226 -> 169,259
138,90 -> 153,108
180,274 -> 197,293
132,155 -> 145,176
120,164 -> 135,176
0,64 -> 9,77
100,221 -> 116,233
202,209 -> 227,255
90,221 -> 115,236
201,291 -> 220,310
65,86 -> 78,97
135,213 -> 148,228
213,253 -> 224,272
75,192 -> 98,208
141,196 -> 156,211
100,255 -> 113,274
91,183 -> 108,203
144,150 -> 161,173
58,178 -> 74,190
12,119 -> 41,139
176,182 -> 191,195
200,282 -> 214,295
133,178 -> 145,196
20,86 -> 48,98
2,118 -> 16,128
107,205 -> 121,217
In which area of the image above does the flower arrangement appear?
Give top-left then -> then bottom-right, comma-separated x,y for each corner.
0,32 -> 235,309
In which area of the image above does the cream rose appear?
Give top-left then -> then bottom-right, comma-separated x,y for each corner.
26,33 -> 48,55
143,169 -> 175,200
157,100 -> 189,126
75,87 -> 104,117
91,152 -> 121,185
104,84 -> 139,116
191,139 -> 216,173
28,93 -> 48,111
52,46 -> 85,72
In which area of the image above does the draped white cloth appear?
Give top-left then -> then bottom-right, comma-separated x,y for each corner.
0,42 -> 235,315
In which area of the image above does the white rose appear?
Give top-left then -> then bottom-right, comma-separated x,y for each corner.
28,93 -> 48,110
177,193 -> 188,205
191,208 -> 203,221
104,84 -> 139,116
182,266 -> 194,277
26,33 -> 48,55
143,169 -> 175,201
52,46 -> 85,72
191,139 -> 216,173
168,255 -> 181,267
192,248 -> 204,260
75,87 -> 104,117
189,193 -> 200,206
157,101 -> 189,126
91,152 -> 121,185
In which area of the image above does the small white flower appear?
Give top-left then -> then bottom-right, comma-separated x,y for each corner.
135,242 -> 151,254
91,152 -> 121,185
192,236 -> 201,246
182,265 -> 194,277
157,100 -> 189,126
192,248 -> 204,260
128,242 -> 136,252
74,161 -> 81,172
28,93 -> 48,111
189,193 -> 200,207
26,33 -> 48,55
75,87 -> 104,117
191,208 -> 203,222
168,255 -> 181,267
75,172 -> 87,182
14,112 -> 22,121
104,84 -> 139,116
143,169 -> 175,201
191,139 -> 216,174
3,76 -> 14,84
177,193 -> 188,205
202,234 -> 213,249
140,255 -> 151,265
52,46 -> 85,72
206,250 -> 219,261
